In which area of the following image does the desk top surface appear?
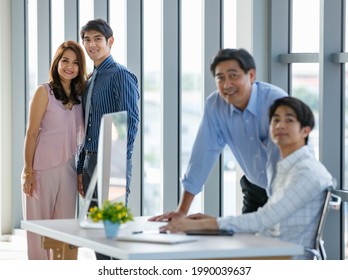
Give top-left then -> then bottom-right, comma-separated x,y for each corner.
21,217 -> 304,260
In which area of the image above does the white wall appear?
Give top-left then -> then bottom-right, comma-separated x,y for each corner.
0,0 -> 13,234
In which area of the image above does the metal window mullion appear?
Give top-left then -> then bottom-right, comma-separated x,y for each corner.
319,0 -> 343,260
269,0 -> 290,92
64,0 -> 78,41
94,0 -> 108,20
278,53 -> 319,63
37,0 -> 51,84
332,52 -> 348,63
162,0 -> 180,213
126,0 -> 143,216
202,0 -> 222,217
10,0 -> 26,229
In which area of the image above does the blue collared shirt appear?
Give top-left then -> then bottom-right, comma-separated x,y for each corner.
77,55 -> 139,196
181,81 -> 287,194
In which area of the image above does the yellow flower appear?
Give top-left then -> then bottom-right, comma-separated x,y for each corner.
88,200 -> 133,224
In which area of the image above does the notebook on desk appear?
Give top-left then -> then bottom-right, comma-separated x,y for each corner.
116,233 -> 200,244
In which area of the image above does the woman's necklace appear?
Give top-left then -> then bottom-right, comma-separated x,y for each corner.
64,86 -> 73,110
64,101 -> 74,110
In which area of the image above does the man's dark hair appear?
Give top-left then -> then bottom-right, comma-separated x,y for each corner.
80,18 -> 113,40
269,96 -> 315,145
210,48 -> 256,76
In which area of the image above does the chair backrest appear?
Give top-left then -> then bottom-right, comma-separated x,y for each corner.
314,189 -> 332,260
307,188 -> 341,260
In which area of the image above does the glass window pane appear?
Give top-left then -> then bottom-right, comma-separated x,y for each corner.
181,0 -> 203,214
341,12 -> 348,258
344,64 -> 348,259
222,147 -> 237,216
222,0 -> 237,216
346,2 -> 348,52
291,63 -> 319,159
344,65 -> 348,192
291,0 -> 319,52
143,0 -> 162,216
345,202 -> 348,259
51,0 -> 65,59
345,173 -> 348,259
78,0 -> 94,72
223,0 -> 237,48
109,0 -> 126,66
28,0 -> 38,101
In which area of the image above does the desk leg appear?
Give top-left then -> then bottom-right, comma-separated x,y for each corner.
41,236 -> 78,260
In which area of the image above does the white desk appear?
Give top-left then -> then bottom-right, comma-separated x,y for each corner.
21,217 -> 304,260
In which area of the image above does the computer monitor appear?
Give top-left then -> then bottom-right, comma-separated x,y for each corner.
79,111 -> 128,228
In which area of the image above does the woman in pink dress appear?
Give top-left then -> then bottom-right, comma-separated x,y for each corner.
22,41 -> 86,260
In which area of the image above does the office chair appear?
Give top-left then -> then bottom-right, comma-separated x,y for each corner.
305,188 -> 341,260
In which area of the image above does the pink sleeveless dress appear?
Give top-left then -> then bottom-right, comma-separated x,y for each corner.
33,83 -> 84,171
25,84 -> 84,260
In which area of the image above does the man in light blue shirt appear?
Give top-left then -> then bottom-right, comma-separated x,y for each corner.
150,48 -> 287,221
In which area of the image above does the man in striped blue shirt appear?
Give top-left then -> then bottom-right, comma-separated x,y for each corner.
77,19 -> 139,260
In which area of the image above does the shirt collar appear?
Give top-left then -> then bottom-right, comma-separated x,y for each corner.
95,55 -> 114,73
276,145 -> 310,173
230,82 -> 258,116
245,83 -> 258,116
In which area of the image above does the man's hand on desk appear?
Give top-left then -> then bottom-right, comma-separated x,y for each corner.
159,213 -> 218,233
148,211 -> 186,222
149,191 -> 195,222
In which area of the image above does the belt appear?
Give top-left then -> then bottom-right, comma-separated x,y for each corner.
85,150 -> 97,155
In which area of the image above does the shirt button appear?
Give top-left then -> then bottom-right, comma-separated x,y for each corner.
250,137 -> 254,141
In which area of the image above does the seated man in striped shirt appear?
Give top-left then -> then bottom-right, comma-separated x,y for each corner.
161,97 -> 335,259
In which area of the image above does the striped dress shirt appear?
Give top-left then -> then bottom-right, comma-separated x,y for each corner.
77,55 -> 139,197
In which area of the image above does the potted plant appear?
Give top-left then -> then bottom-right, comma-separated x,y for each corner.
88,200 -> 134,238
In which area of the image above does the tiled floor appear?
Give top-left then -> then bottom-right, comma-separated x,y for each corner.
0,229 -> 96,260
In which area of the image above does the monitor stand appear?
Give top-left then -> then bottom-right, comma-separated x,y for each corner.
78,165 -> 104,229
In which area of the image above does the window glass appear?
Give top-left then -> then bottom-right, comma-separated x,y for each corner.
181,0 -> 204,214
344,65 -> 348,193
222,0 -> 237,216
345,0 -> 348,257
143,0 -> 162,215
78,0 -> 94,72
291,0 -> 319,52
346,1 -> 348,52
345,2 -> 348,192
291,63 -> 319,159
109,0 -> 126,66
51,0 -> 65,60
223,0 -> 237,49
345,201 -> 348,259
28,0 -> 38,101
